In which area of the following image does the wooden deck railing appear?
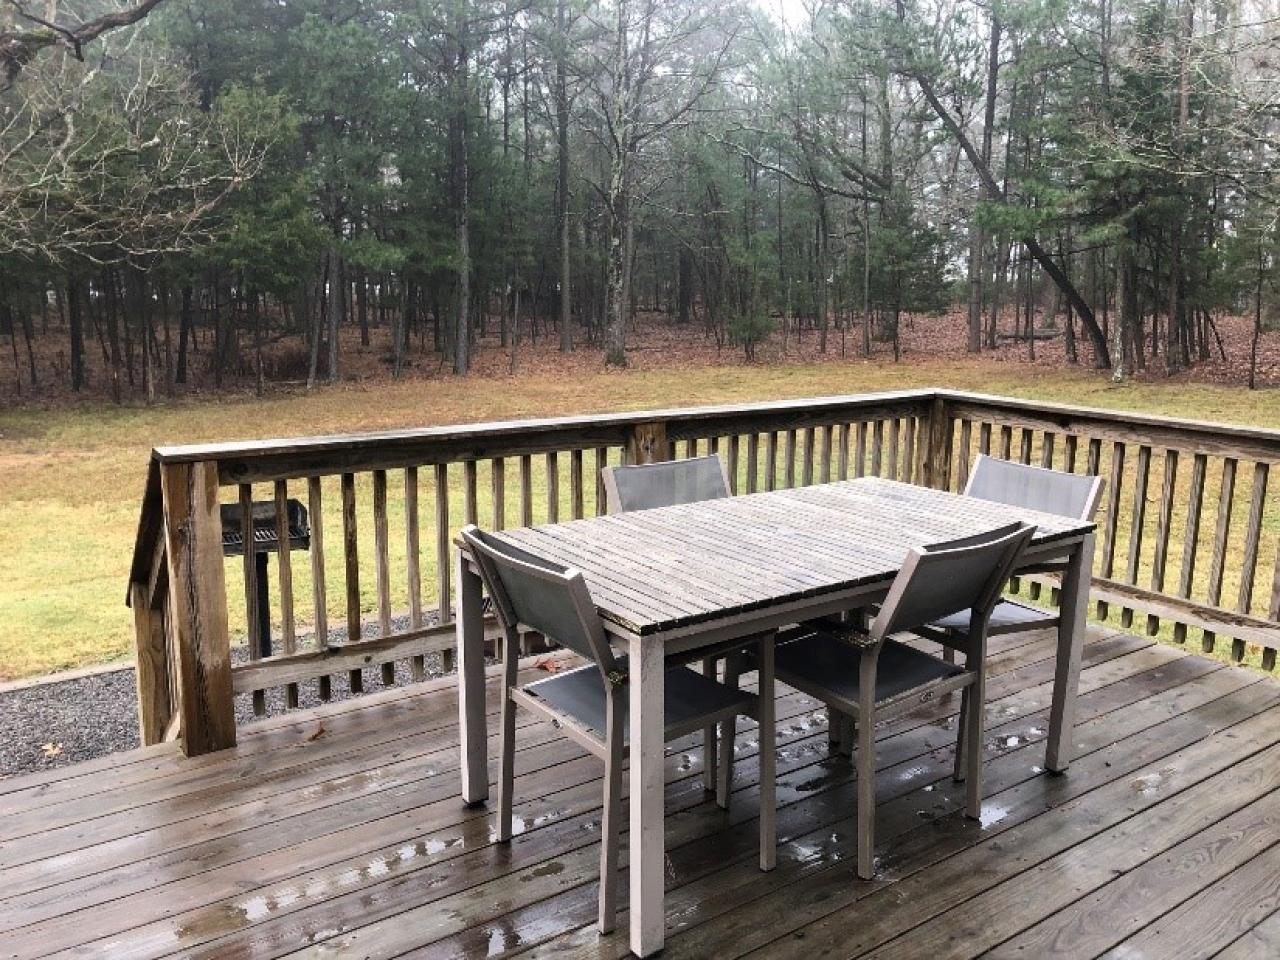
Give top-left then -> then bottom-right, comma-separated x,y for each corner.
126,389 -> 1280,755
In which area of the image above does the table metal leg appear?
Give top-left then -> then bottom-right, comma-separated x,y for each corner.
457,552 -> 488,805
1046,532 -> 1096,773
629,635 -> 665,958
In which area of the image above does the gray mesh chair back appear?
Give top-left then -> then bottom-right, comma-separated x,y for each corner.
870,522 -> 1035,639
460,525 -> 618,675
965,454 -> 1105,521
602,454 -> 732,513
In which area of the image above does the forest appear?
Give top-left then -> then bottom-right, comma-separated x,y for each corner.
1,0 -> 1278,401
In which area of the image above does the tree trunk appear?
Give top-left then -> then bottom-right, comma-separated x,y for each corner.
327,248 -> 343,384
68,279 -> 85,392
556,0 -> 573,353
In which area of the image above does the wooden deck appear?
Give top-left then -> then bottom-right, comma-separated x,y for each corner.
2,625 -> 1279,959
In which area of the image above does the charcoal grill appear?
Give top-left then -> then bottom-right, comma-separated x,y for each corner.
221,499 -> 310,657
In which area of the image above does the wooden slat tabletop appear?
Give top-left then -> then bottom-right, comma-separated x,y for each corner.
489,477 -> 1094,636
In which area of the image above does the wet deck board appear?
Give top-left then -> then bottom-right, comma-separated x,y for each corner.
1,626 -> 1278,959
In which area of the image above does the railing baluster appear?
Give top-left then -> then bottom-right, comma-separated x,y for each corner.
1266,550 -> 1280,671
1202,457 -> 1238,653
766,431 -> 778,490
1064,434 -> 1078,472
957,419 -> 973,491
1019,428 -> 1033,464
1087,437 -> 1102,475
434,463 -> 452,671
902,416 -> 916,483
837,423 -> 850,480
855,422 -> 868,477
520,455 -> 534,525
999,424 -> 1012,459
546,452 -> 560,522
872,420 -> 884,476
594,448 -> 608,516
802,428 -> 815,486
819,425 -> 833,483
372,470 -> 393,685
1121,445 -> 1152,628
570,450 -> 585,519
1041,432 -> 1056,468
728,435 -> 741,493
239,484 -> 265,716
341,472 -> 363,693
747,433 -> 760,493
1174,453 -> 1208,644
464,460 -> 478,525
405,468 -> 425,681
308,476 -> 331,699
492,457 -> 506,530
1097,442 -> 1126,620
1234,462 -> 1269,662
1148,450 -> 1179,635
886,419 -> 900,479
274,479 -> 299,706
978,421 -> 992,456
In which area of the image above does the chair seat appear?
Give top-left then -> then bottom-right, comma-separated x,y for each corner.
773,632 -> 963,704
929,598 -> 1058,634
522,659 -> 755,742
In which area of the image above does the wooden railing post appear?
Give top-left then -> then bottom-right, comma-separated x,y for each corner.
923,395 -> 953,490
160,460 -> 236,756
626,421 -> 669,465
130,580 -> 171,745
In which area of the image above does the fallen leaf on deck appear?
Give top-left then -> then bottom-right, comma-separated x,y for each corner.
534,658 -> 563,673
41,742 -> 63,759
306,724 -> 326,741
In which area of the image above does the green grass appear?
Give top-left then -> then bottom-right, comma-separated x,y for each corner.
2,355 -> 1278,680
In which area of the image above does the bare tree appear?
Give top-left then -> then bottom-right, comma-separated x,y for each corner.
1,0 -> 166,89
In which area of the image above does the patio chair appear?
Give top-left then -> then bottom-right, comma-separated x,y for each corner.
601,453 -> 733,513
460,524 -> 766,935
769,521 -> 1034,879
923,454 -> 1105,647
601,454 -> 762,803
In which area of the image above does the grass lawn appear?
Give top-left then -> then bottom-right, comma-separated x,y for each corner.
2,354 -> 1279,681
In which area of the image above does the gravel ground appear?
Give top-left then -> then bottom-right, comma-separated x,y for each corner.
0,613 -> 466,779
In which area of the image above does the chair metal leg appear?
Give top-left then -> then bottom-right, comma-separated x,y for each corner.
497,687 -> 517,842
757,634 -> 777,871
717,653 -> 742,809
496,631 -> 521,843
598,705 -> 625,934
953,686 -> 970,783
716,715 -> 735,809
856,649 -> 878,880
965,664 -> 987,819
827,710 -> 842,753
702,655 -> 718,793
840,715 -> 856,758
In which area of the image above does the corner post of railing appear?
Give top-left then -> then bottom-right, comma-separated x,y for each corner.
159,458 -> 237,756
923,393 -> 954,491
626,421 -> 670,465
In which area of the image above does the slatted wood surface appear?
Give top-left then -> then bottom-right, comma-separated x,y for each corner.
492,477 -> 1093,637
2,625 -> 1278,959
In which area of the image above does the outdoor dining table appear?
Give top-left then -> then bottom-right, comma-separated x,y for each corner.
454,475 -> 1097,958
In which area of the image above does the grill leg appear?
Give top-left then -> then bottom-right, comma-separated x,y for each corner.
255,550 -> 272,658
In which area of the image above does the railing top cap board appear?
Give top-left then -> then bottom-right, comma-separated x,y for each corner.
943,390 -> 1280,456
149,389 -> 934,471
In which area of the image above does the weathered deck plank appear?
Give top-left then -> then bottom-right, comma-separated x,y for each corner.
1,626 -> 1277,960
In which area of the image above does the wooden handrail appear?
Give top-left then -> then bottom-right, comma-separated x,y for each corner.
124,387 -> 1280,756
